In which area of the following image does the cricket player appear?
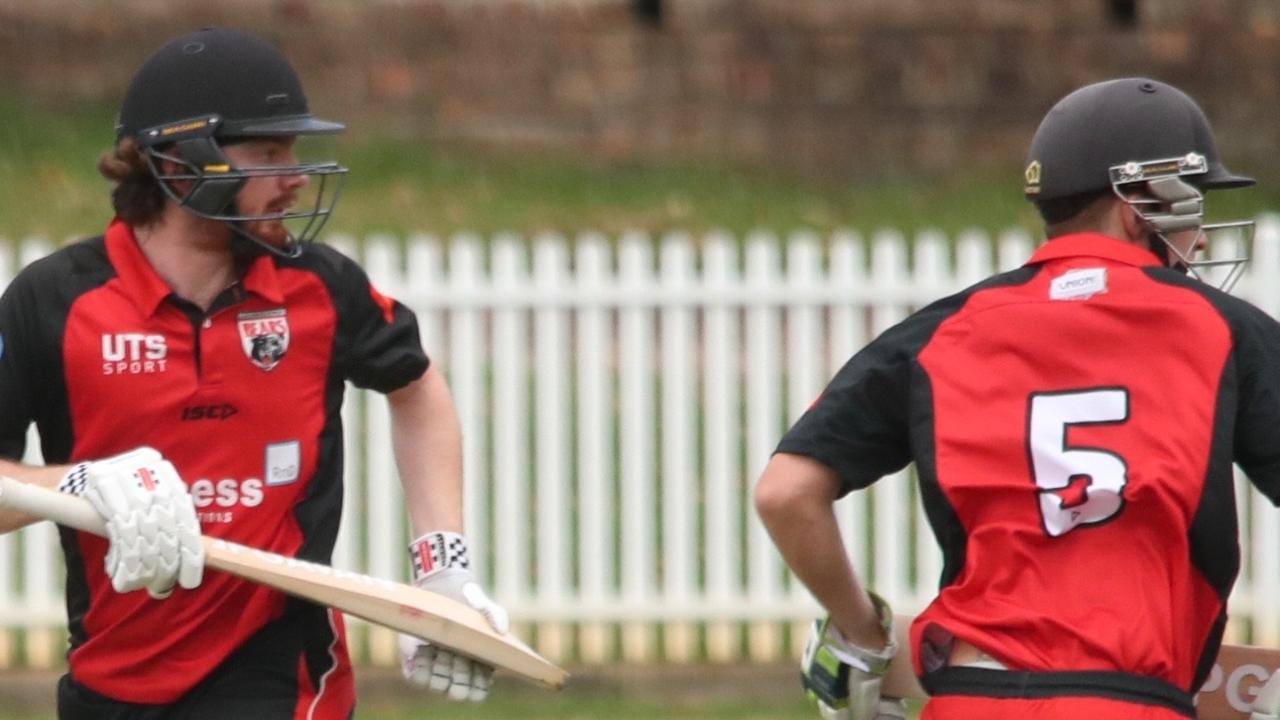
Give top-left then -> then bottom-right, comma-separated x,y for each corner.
756,78 -> 1280,719
0,28 -> 504,718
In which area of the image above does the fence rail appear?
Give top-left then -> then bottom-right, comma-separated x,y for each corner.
2,219 -> 1279,667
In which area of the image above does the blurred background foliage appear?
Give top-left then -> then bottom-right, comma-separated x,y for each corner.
3,93 -> 1276,244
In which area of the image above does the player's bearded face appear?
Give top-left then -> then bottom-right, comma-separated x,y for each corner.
237,184 -> 301,249
223,139 -> 308,250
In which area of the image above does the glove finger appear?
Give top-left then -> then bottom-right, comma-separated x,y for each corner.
462,583 -> 510,634
447,654 -> 475,701
429,648 -> 455,693
149,460 -> 186,500
108,528 -> 149,593
147,582 -> 175,600
85,474 -> 132,520
402,643 -> 434,687
110,447 -> 162,466
174,497 -> 204,589
469,663 -> 493,702
112,560 -> 146,593
816,705 -> 843,720
875,698 -> 908,720
177,545 -> 204,589
485,602 -> 510,635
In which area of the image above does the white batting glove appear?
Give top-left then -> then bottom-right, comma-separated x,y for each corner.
800,593 -> 906,720
59,447 -> 204,599
398,531 -> 509,702
1251,670 -> 1280,720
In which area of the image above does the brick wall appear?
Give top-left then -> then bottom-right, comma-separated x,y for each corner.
2,0 -> 1276,177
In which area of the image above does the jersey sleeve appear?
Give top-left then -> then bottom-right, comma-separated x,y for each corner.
1229,301 -> 1280,504
326,252 -> 430,393
0,271 -> 42,460
775,320 -> 917,495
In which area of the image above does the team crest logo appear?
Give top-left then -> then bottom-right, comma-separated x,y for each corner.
238,309 -> 290,372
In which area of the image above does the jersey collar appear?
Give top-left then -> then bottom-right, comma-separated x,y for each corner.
1026,232 -> 1164,268
106,219 -> 285,317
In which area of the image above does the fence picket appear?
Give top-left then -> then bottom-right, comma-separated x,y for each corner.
619,232 -> 657,662
574,234 -> 615,662
533,234 -> 571,661
702,232 -> 742,661
745,232 -> 784,661
659,233 -> 697,662
491,236 -> 531,622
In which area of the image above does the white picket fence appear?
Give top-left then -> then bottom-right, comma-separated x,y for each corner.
1,219 -> 1279,669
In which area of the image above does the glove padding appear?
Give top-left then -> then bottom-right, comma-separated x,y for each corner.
399,531 -> 509,702
800,593 -> 905,720
62,447 -> 204,599
1252,670 -> 1280,720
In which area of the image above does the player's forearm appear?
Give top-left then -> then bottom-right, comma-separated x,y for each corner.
389,366 -> 464,536
755,453 -> 889,649
0,459 -> 70,533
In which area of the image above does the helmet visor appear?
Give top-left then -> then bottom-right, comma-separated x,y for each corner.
221,114 -> 346,138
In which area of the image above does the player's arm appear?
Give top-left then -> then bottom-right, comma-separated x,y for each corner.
0,460 -> 69,532
756,452 -> 903,719
389,365 -> 463,534
755,453 -> 887,648
388,364 -> 508,702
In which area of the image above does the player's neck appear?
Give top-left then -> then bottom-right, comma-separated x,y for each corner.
134,210 -> 239,312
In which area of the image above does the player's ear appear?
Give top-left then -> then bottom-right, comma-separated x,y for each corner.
1116,194 -> 1149,243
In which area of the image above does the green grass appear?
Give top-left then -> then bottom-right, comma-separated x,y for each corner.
357,693 -> 820,720
4,90 -> 1276,243
0,667 -> 925,720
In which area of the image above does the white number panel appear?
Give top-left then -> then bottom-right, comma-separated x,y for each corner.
1028,388 -> 1130,537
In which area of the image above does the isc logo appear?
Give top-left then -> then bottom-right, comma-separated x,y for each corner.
181,404 -> 239,421
101,333 -> 168,375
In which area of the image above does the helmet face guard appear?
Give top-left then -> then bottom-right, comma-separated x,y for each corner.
1109,153 -> 1254,292
117,28 -> 349,257
139,117 -> 347,258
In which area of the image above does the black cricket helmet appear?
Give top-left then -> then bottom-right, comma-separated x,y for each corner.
117,27 -> 347,257
1024,78 -> 1255,291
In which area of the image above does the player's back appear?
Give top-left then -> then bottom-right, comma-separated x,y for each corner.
911,232 -> 1247,694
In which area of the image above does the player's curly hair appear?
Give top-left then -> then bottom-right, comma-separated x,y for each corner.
97,138 -> 167,226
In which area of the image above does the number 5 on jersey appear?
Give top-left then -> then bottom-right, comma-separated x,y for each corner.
1028,388 -> 1130,537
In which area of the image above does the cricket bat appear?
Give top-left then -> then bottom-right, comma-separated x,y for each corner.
0,476 -> 567,690
881,614 -> 1280,719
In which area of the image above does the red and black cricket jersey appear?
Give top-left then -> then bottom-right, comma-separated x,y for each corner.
0,220 -> 428,703
777,232 -> 1280,696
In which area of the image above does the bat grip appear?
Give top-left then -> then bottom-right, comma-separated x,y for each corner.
0,476 -> 107,535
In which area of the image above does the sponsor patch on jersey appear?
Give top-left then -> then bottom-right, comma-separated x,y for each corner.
101,333 -> 169,375
265,440 -> 301,486
237,308 -> 290,371
1049,267 -> 1107,301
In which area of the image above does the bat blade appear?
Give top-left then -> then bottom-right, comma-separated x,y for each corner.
880,614 -> 1279,719
0,476 -> 567,689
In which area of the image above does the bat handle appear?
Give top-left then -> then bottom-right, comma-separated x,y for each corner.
0,476 -> 107,535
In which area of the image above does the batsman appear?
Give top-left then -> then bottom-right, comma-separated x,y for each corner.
0,28 -> 504,717
756,78 -> 1280,719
